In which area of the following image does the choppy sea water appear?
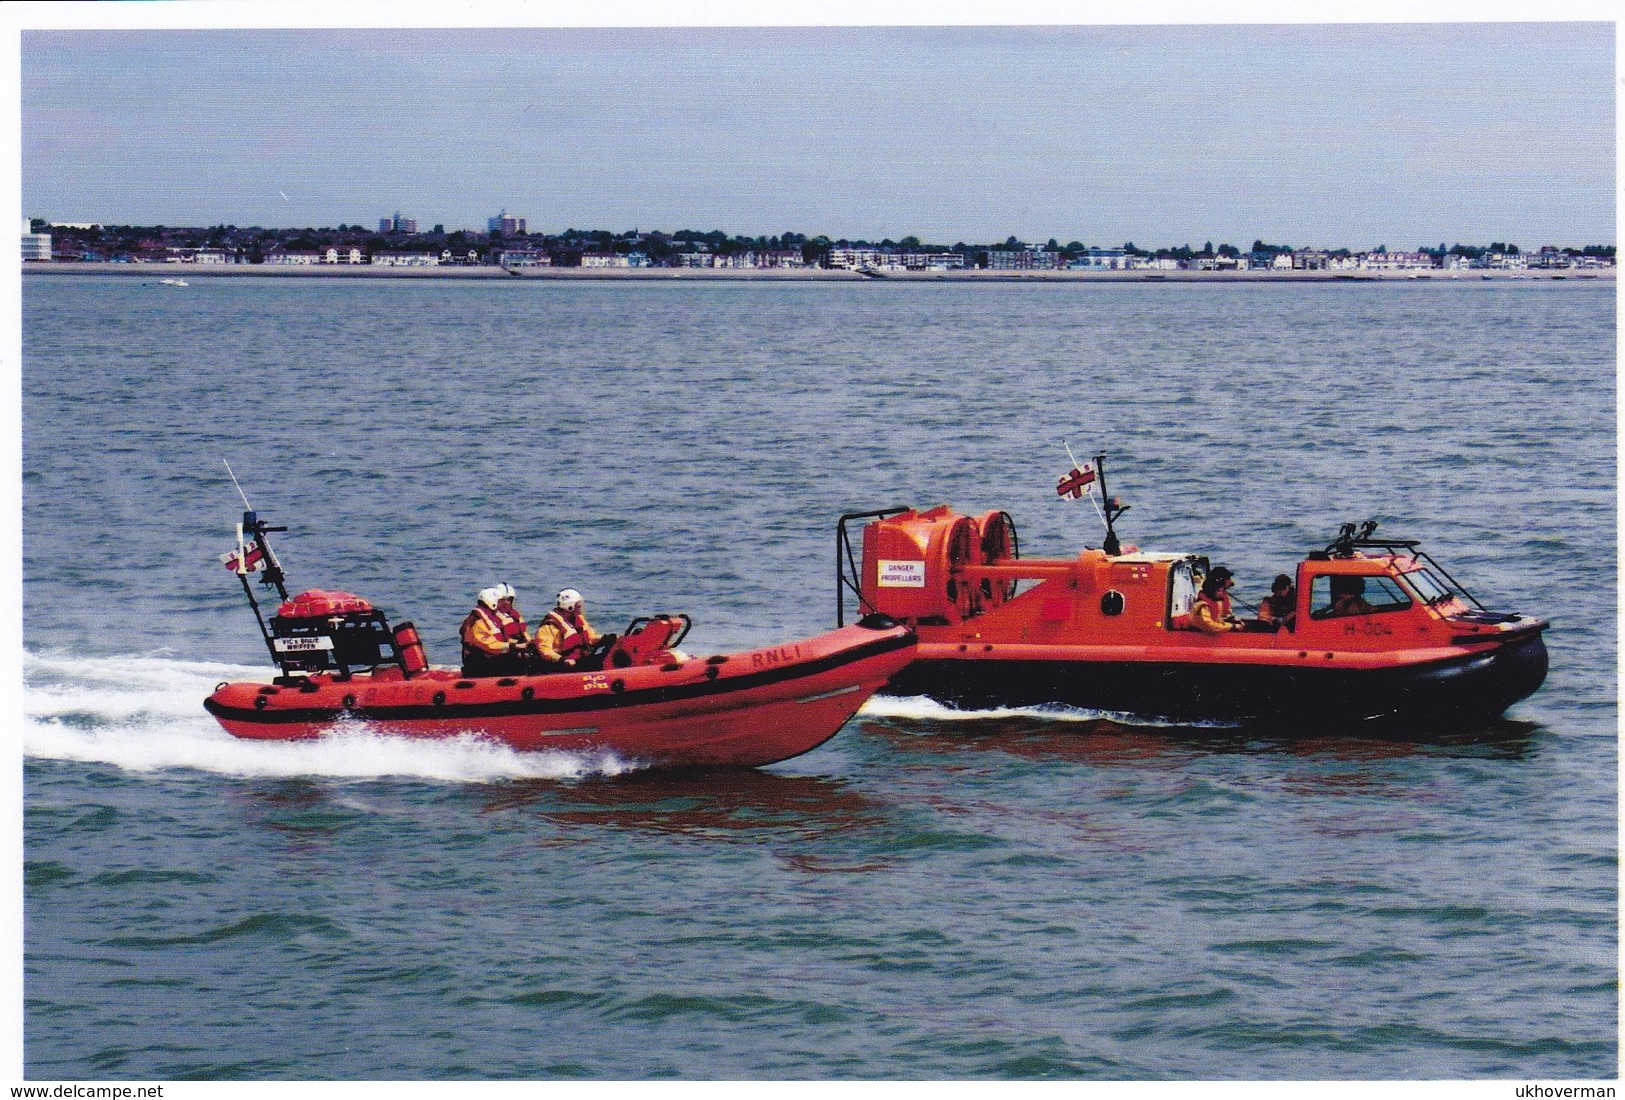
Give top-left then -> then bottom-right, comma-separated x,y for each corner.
20,275 -> 1617,1079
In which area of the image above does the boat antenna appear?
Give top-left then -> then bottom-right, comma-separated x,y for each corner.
1094,454 -> 1118,556
221,459 -> 289,601
1092,453 -> 1131,556
224,458 -> 253,512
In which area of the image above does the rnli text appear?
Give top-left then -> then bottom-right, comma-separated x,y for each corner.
751,645 -> 804,669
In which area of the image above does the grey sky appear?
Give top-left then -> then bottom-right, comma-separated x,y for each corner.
20,22 -> 1616,249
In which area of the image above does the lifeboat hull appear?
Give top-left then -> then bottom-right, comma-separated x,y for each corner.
205,622 -> 914,769
888,629 -> 1548,726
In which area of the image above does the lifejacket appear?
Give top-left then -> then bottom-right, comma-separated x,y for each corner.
460,605 -> 508,656
1188,590 -> 1236,633
540,609 -> 591,661
495,606 -> 529,641
1197,591 -> 1233,620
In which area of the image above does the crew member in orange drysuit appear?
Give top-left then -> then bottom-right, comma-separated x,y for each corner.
534,588 -> 602,670
1189,566 -> 1241,634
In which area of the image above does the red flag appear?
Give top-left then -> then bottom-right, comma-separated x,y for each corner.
220,543 -> 265,573
1056,464 -> 1096,499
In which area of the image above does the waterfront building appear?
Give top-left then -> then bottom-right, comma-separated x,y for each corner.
323,247 -> 364,264
826,248 -> 882,270
1359,250 -> 1436,270
896,251 -> 963,271
164,247 -> 237,264
22,221 -> 52,261
371,252 -> 440,267
488,211 -> 527,236
379,212 -> 418,234
264,251 -> 323,265
491,249 -> 549,268
986,249 -> 1063,270
825,246 -> 964,271
1070,248 -> 1129,270
753,248 -> 809,268
581,253 -> 632,268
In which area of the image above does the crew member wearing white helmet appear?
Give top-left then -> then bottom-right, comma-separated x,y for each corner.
460,585 -> 527,676
534,588 -> 601,670
493,583 -> 531,650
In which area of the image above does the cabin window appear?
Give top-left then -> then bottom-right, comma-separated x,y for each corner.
1400,567 -> 1457,607
1167,560 -> 1198,627
1309,574 -> 1413,619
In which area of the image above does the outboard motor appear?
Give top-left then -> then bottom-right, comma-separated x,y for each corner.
270,589 -> 399,681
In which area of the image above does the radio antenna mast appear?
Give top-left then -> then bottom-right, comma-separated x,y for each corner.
223,458 -> 254,512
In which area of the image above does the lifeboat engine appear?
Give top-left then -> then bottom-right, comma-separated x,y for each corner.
847,506 -> 1019,626
268,589 -> 423,682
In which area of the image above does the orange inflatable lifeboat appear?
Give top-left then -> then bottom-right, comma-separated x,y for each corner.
836,459 -> 1547,727
205,509 -> 913,768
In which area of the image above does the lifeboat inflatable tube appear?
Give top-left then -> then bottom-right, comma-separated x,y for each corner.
206,619 -> 915,769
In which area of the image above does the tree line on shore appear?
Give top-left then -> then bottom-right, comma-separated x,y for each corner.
28,220 -> 1617,266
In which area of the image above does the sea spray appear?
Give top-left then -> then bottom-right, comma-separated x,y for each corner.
24,650 -> 640,783
862,692 -> 1243,730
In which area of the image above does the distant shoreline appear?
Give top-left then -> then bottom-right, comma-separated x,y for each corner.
21,262 -> 1614,283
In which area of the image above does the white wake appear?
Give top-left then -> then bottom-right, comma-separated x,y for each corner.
21,650 -> 639,783
862,692 -> 1242,730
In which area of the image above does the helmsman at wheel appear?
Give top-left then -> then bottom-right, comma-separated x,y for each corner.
535,588 -> 601,670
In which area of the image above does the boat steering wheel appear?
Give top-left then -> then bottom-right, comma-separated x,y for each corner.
582,633 -> 619,668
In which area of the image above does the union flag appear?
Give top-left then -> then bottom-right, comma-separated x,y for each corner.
1056,463 -> 1096,499
220,542 -> 265,573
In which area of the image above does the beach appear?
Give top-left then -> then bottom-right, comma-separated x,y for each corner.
22,261 -> 1613,283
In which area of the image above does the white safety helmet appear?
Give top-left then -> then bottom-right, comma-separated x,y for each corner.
556,588 -> 583,612
477,586 -> 503,610
497,582 -> 517,602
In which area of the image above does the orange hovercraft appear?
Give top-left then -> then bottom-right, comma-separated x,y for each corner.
204,508 -> 914,768
836,455 -> 1547,727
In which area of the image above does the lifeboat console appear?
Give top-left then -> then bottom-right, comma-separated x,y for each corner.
837,469 -> 1547,726
204,507 -> 914,768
